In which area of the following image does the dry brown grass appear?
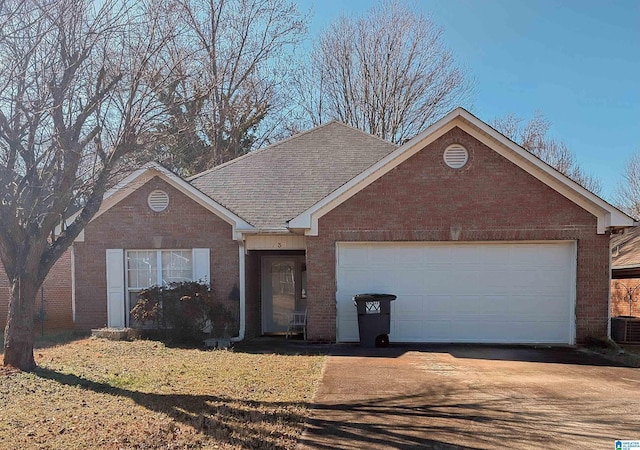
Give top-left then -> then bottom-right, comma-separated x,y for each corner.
0,338 -> 326,449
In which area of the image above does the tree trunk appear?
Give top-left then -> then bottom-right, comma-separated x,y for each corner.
3,277 -> 38,371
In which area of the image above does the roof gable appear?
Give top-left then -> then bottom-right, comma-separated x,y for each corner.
63,162 -> 254,241
289,108 -> 636,235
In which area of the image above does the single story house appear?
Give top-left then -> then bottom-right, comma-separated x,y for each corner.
42,108 -> 637,344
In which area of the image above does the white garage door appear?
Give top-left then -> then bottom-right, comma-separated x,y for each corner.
336,242 -> 576,344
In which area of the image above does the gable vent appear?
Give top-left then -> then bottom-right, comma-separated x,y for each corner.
443,144 -> 469,169
147,190 -> 169,212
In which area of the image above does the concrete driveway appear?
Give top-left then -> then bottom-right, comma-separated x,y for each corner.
297,345 -> 640,449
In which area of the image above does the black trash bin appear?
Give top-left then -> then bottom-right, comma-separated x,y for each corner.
353,293 -> 396,348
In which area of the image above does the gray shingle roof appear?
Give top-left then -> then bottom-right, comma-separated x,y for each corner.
189,121 -> 398,230
612,226 -> 640,268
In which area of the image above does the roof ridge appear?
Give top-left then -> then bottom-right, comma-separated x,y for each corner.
188,121 -> 348,181
188,121 -> 398,181
326,120 -> 399,147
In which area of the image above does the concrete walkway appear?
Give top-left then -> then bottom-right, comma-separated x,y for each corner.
297,344 -> 640,449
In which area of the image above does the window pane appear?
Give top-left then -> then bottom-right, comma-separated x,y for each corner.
161,250 -> 192,285
127,250 -> 158,289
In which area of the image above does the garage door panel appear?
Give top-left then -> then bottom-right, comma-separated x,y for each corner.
339,269 -> 372,293
450,245 -> 482,264
365,269 -> 394,292
397,246 -> 423,265
480,246 -> 511,265
450,295 -> 485,314
529,295 -> 571,317
369,246 -> 396,265
394,320 -> 424,341
509,270 -> 542,290
423,295 -> 453,314
422,270 -> 453,293
422,321 -> 452,341
394,294 -> 424,314
394,270 -> 430,294
339,245 -> 370,266
536,245 -> 573,266
481,271 -> 509,292
424,246 -> 452,265
452,271 -> 481,294
475,295 -> 510,314
336,242 -> 575,344
508,245 -> 542,266
539,270 -> 571,293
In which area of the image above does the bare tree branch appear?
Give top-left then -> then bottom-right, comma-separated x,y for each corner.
492,112 -> 602,195
614,151 -> 640,219
292,1 -> 473,144
0,0 -> 176,370
146,0 -> 308,175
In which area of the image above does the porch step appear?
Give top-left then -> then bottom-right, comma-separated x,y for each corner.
91,328 -> 141,341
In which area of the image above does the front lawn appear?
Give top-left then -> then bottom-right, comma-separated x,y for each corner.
0,337 -> 326,449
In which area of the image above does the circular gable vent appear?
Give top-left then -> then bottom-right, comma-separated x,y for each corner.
147,190 -> 169,212
443,144 -> 469,169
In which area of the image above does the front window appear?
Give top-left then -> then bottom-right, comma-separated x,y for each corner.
126,250 -> 193,326
161,250 -> 192,284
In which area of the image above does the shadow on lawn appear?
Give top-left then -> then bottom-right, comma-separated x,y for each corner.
34,366 -> 626,450
31,368 -> 492,450
35,366 -> 307,448
0,331 -> 88,355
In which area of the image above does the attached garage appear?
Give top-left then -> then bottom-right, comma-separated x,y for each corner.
336,242 -> 576,344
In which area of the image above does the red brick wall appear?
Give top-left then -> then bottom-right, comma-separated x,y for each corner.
611,279 -> 640,317
73,176 -> 240,331
306,127 -> 609,344
0,248 -> 73,332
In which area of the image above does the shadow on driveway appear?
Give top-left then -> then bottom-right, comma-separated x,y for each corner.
298,344 -> 640,449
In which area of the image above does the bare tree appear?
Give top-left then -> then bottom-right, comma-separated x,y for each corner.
492,112 -> 602,194
293,1 -> 473,144
614,152 -> 640,219
0,0 -> 174,370
149,0 -> 308,175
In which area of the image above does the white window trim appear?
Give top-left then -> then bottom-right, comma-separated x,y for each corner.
124,248 -> 210,327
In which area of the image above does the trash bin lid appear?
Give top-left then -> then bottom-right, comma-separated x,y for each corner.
353,293 -> 396,302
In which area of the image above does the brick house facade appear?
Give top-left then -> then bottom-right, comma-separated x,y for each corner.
73,177 -> 242,332
305,127 -> 610,342
24,108 -> 633,344
1,249 -> 73,332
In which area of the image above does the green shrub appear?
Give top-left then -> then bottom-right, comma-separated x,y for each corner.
130,281 -> 233,343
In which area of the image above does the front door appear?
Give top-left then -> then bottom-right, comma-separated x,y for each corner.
262,256 -> 306,333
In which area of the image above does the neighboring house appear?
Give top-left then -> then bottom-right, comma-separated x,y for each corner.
0,249 -> 73,332
611,227 -> 640,317
60,108 -> 635,345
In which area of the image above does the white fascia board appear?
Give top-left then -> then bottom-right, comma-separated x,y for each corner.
457,113 -> 635,233
59,162 -> 255,241
290,107 -> 635,235
150,164 -> 255,240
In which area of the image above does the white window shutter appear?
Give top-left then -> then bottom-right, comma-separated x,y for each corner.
192,248 -> 210,284
106,249 -> 125,328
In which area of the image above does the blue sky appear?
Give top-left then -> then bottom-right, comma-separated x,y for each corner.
293,0 -> 640,201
